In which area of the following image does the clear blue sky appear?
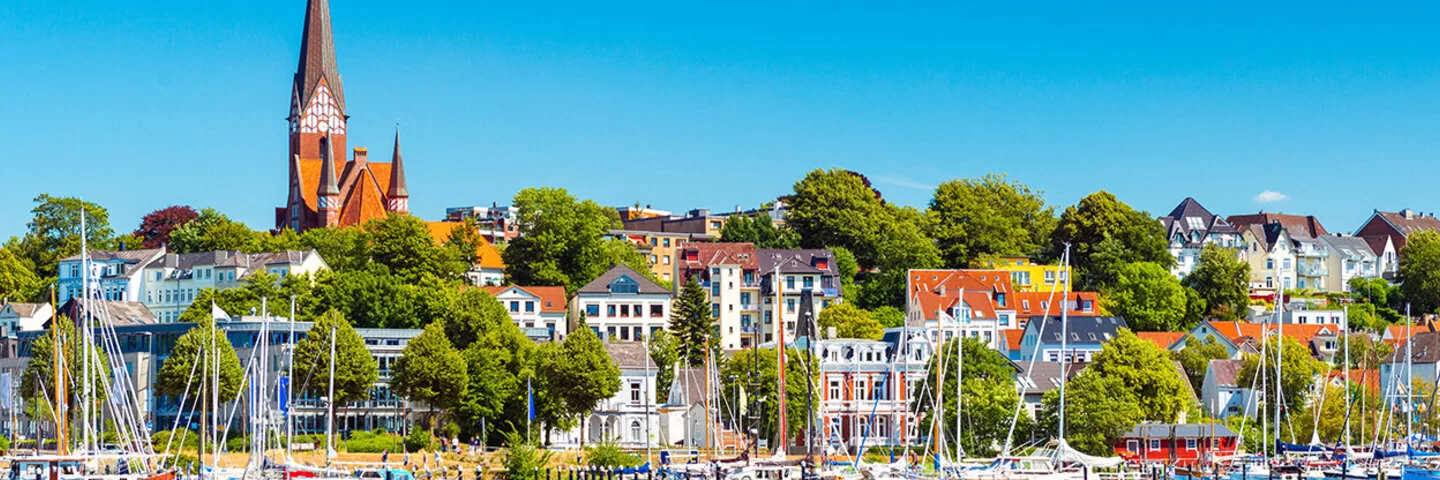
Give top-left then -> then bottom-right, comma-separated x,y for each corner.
4,0 -> 1439,240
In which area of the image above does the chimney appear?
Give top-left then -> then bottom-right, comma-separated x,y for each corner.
1404,209 -> 1416,219
353,147 -> 368,167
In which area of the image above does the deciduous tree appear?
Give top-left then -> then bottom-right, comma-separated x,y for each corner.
1048,191 -> 1171,290
927,174 -> 1056,267
503,187 -> 644,293
365,214 -> 466,283
20,316 -> 114,415
293,310 -> 379,404
1400,230 -> 1440,313
719,348 -> 817,446
719,214 -> 799,249
169,208 -> 274,254
647,331 -> 679,403
1088,328 -> 1190,422
816,302 -> 882,340
1183,244 -> 1251,320
537,327 -> 620,434
1101,262 -> 1189,332
0,247 -> 42,302
913,337 -> 1025,457
1236,335 -> 1326,420
13,195 -> 116,281
1039,372 -> 1142,455
871,305 -> 905,329
1173,335 -> 1230,392
134,206 -> 199,249
392,321 -> 469,427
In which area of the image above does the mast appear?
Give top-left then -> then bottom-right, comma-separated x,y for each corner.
1058,243 -> 1069,442
1406,303 -> 1413,450
212,313 -> 220,468
1343,305 -> 1351,449
955,289 -> 965,459
80,209 -> 91,454
287,296 -> 296,462
1275,281 -> 1283,447
326,324 -> 337,465
775,263 -> 787,456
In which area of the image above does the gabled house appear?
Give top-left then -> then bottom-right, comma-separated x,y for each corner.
1355,209 -> 1440,278
0,302 -> 52,334
1015,315 -> 1128,363
56,248 -> 166,305
1182,320 -> 1342,362
555,342 -> 660,448
758,248 -> 842,345
1158,198 -> 1244,278
571,265 -> 673,343
1318,234 -> 1379,292
139,249 -> 328,323
1380,331 -> 1440,397
1200,359 -> 1256,417
1230,213 -> 1329,292
480,285 -> 568,342
907,269 -> 1021,349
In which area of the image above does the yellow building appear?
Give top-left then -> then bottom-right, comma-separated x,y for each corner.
978,256 -> 1071,293
608,230 -> 716,283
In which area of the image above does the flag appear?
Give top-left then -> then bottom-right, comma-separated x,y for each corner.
211,301 -> 230,322
526,378 -> 535,421
0,372 -> 11,409
278,377 -> 289,416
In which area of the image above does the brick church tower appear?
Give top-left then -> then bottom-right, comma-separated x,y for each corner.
277,0 -> 410,232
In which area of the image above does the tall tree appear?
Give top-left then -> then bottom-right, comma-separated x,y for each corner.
365,214 -> 467,283
719,214 -> 799,249
1038,372 -> 1143,455
1048,191 -> 1171,290
154,317 -> 245,405
670,278 -> 714,366
871,305 -> 905,329
537,327 -> 620,435
912,337 -> 1026,457
831,246 -> 860,299
1182,244 -> 1251,320
816,302 -> 883,340
13,194 -> 116,281
19,316 -> 114,417
1236,335 -> 1326,422
786,169 -> 889,266
927,174 -> 1057,267
1087,328 -> 1190,422
503,187 -> 640,293
0,247 -> 42,302
1400,230 -> 1440,313
857,205 -> 942,309
296,226 -> 371,272
293,310 -> 379,404
392,321 -> 470,427
1101,262 -> 1190,332
133,205 -> 199,249
442,288 -> 514,349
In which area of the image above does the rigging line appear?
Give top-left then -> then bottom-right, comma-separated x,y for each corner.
161,353 -> 204,458
1002,249 -> 1067,456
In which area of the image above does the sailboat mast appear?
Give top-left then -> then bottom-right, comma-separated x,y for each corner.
1275,281 -> 1283,446
326,324 -> 337,465
955,289 -> 964,459
775,263 -> 787,456
1058,244 -> 1069,442
1344,305 -> 1351,448
1406,303 -> 1413,449
287,297 -> 296,462
212,314 -> 220,468
80,209 -> 91,454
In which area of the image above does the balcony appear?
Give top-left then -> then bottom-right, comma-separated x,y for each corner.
1297,263 -> 1328,277
740,303 -> 759,312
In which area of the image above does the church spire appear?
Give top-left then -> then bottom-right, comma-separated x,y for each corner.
387,127 -> 409,213
295,0 -> 344,110
318,135 -> 340,197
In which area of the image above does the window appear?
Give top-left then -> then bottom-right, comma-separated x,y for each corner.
1149,440 -> 1160,450
744,271 -> 755,285
787,298 -> 796,312
663,238 -> 671,247
1265,276 -> 1274,288
712,304 -> 720,317
631,421 -> 642,443
650,305 -> 663,317
510,301 -> 520,312
1044,271 -> 1056,284
650,238 -> 658,246
662,255 -> 670,265
610,276 -> 640,294
525,301 -> 535,313
829,380 -> 841,399
1282,258 -> 1291,270
586,304 -> 600,317
803,276 -> 814,288
786,276 -> 795,289
620,304 -> 630,317
1186,438 -> 1197,450
607,305 -> 617,317
712,283 -> 720,296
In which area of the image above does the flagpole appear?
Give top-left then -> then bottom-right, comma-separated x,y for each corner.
526,377 -> 534,441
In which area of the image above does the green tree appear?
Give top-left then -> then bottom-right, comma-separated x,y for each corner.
365,214 -> 467,283
1236,335 -> 1327,421
831,246 -> 860,299
671,278 -> 714,366
169,208 -> 273,254
20,316 -> 114,421
816,302 -> 882,340
293,310 -> 379,404
133,205 -> 200,250
1087,328 -> 1190,422
1183,244 -> 1251,320
856,205 -> 943,309
503,187 -> 639,293
927,174 -> 1056,267
786,169 -> 891,266
718,348 -> 817,445
871,305 -> 905,329
153,317 -> 244,454
501,429 -> 552,480
454,318 -> 531,441
296,226 -> 371,272
392,321 -> 469,427
13,194 -> 116,282
442,288 -> 513,349
913,337 -> 1025,457
1333,332 -> 1392,370
1038,372 -> 1143,455
0,247 -> 42,302
719,214 -> 799,248
1101,262 -> 1189,332
1400,230 -> 1440,313
537,327 -> 620,435
178,271 -> 314,324
1048,191 -> 1172,290
647,330 -> 680,403
1173,334 -> 1230,392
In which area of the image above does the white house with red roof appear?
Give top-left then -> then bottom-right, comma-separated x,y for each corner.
481,285 -> 568,342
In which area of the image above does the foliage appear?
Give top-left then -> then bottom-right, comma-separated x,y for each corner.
647,330 -> 679,403
0,247 -> 42,302
155,318 -> 245,406
671,278 -> 715,366
912,337 -> 1025,457
365,214 -> 468,283
294,226 -> 371,272
405,428 -> 433,453
501,429 -> 552,480
178,271 -> 313,324
871,306 -> 905,329
1334,332 -> 1392,370
1400,230 -> 1440,313
152,429 -> 200,450
1236,335 -> 1327,421
20,316 -> 113,420
303,269 -> 453,329
719,348 -> 817,445
927,174 -> 1056,267
134,205 -> 199,249
1291,383 -> 1347,446
442,288 -> 513,349
12,194 -> 116,282
816,302 -> 883,340
1173,335 -> 1230,393
583,439 -> 642,467
392,321 -> 470,421
1038,372 -> 1143,455
1047,191 -> 1172,290
1088,329 -> 1190,422
344,430 -> 403,453
719,214 -> 799,248
169,208 -> 277,254
786,169 -> 891,266
855,205 -> 942,309
1182,244 -> 1252,320
831,246 -> 859,299
293,310 -> 379,403
1101,262 -> 1189,332
536,327 -> 621,432
503,187 -> 644,294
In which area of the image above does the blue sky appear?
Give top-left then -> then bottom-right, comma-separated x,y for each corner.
4,0 -> 1440,240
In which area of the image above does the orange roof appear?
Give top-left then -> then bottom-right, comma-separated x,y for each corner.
296,157 -> 399,228
338,170 -> 387,227
1137,331 -> 1186,350
1011,291 -> 1101,317
1205,321 -> 1339,346
1328,369 -> 1381,394
1003,328 -> 1024,352
426,221 -> 505,270
480,285 -> 567,313
912,289 -> 999,321
909,269 -> 1013,296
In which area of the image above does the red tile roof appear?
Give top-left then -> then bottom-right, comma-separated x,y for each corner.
480,285 -> 567,313
680,242 -> 758,270
426,221 -> 505,269
1012,291 -> 1101,317
1003,328 -> 1024,352
1138,331 -> 1187,350
1227,213 -> 1328,237
909,269 -> 1013,296
1205,321 -> 1339,346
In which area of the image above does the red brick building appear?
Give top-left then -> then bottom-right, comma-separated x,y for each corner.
276,0 -> 411,232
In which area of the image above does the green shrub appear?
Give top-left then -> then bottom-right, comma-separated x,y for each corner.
346,430 -> 402,453
583,440 -> 640,468
502,430 -> 551,480
404,428 -> 432,453
152,429 -> 200,451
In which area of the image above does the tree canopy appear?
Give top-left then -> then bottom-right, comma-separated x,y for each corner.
719,214 -> 798,249
154,317 -> 245,407
134,205 -> 199,249
913,337 -> 1025,457
816,302 -> 883,340
670,278 -> 715,365
1039,372 -> 1142,455
719,348 -> 817,446
392,321 -> 469,421
1101,262 -> 1189,332
503,187 -> 648,293
1173,334 -> 1230,393
1087,328 -> 1191,422
1400,230 -> 1440,313
1183,244 -> 1251,320
20,316 -> 114,412
293,310 -> 379,404
0,247 -> 42,302
1236,335 -> 1327,420
169,208 -> 278,254
10,195 -> 116,282
535,327 -> 620,433
927,174 -> 1056,267
1048,191 -> 1171,290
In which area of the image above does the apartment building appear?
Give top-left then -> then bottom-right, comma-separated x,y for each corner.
757,249 -> 842,345
1157,198 -> 1244,278
481,285 -> 569,342
56,248 -> 166,304
976,256 -> 1072,293
572,265 -> 673,342
140,250 -> 328,323
817,332 -> 930,449
607,230 -> 715,283
676,243 -> 761,349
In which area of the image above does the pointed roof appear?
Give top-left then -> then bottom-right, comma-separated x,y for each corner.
576,264 -> 670,295
388,128 -> 408,197
1165,197 -> 1213,221
295,0 -> 345,110
317,136 -> 340,196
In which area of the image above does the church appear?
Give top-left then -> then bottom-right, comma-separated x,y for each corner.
276,0 -> 409,232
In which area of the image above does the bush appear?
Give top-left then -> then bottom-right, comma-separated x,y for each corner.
502,430 -> 551,480
346,430 -> 402,453
225,435 -> 251,453
404,428 -> 432,453
440,421 -> 460,440
152,429 -> 200,451
583,440 -> 640,468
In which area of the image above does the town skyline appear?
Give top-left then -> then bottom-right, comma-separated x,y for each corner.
6,0 -> 1440,238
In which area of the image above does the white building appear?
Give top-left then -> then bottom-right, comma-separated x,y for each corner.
555,342 -> 660,448
1200,359 -> 1258,419
817,331 -> 930,449
572,265 -> 673,342
1319,234 -> 1379,292
481,285 -> 568,342
56,248 -> 166,304
0,302 -> 53,334
140,250 -> 328,323
757,249 -> 842,345
1157,198 -> 1244,278
1252,307 -> 1345,326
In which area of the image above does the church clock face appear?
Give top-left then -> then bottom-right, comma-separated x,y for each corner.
300,84 -> 345,135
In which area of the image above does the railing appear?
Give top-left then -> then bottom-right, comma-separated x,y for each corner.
740,303 -> 759,312
1297,263 -> 1328,277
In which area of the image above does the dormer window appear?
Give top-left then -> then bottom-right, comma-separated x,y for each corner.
609,275 -> 640,294
815,258 -> 829,270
